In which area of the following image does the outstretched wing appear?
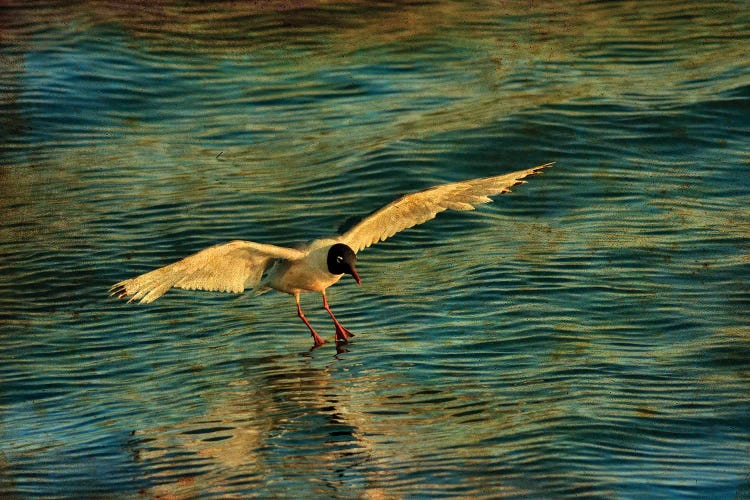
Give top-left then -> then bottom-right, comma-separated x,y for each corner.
340,162 -> 553,252
110,240 -> 305,304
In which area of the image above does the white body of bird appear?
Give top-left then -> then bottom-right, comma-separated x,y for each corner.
264,238 -> 344,295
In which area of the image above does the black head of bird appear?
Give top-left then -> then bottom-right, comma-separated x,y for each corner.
327,243 -> 361,286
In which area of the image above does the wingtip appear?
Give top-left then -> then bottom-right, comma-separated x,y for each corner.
531,161 -> 555,174
110,280 -> 136,302
109,282 -> 125,299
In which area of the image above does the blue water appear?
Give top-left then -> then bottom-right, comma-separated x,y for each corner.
1,1 -> 749,497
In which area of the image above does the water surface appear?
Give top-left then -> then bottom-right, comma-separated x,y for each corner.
1,1 -> 749,497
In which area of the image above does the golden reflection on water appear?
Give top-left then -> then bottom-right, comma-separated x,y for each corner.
6,1 -> 747,158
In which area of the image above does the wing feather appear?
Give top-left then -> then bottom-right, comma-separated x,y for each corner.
110,240 -> 304,304
341,162 -> 553,252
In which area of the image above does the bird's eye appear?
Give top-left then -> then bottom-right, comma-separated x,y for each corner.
336,256 -> 343,263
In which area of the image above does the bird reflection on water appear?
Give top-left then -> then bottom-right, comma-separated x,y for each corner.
127,351 -> 394,498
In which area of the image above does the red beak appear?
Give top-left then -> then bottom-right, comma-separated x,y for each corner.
350,266 -> 362,286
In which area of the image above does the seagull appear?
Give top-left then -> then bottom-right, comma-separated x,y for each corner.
111,162 -> 553,347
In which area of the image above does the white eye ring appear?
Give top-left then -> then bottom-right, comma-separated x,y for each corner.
336,256 -> 344,263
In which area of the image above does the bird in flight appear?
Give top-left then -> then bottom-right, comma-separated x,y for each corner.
111,162 -> 553,347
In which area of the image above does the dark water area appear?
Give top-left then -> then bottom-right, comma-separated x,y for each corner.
1,1 -> 749,497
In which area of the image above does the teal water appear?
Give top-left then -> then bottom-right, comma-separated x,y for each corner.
1,1 -> 749,497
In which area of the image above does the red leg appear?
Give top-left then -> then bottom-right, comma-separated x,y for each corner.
322,292 -> 354,343
296,294 -> 325,347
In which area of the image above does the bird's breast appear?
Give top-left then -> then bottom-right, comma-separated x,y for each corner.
266,258 -> 342,294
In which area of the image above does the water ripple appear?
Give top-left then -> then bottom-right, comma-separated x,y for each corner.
1,0 -> 749,498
